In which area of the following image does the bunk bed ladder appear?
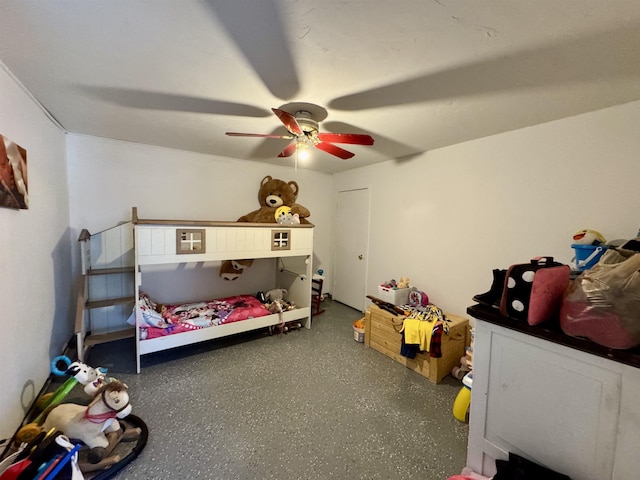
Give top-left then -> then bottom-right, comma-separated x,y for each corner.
75,225 -> 136,362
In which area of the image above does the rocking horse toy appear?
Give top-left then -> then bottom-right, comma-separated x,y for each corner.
43,380 -> 132,464
7,358 -> 147,478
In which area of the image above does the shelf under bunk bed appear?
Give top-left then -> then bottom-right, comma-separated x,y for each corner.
132,209 -> 314,373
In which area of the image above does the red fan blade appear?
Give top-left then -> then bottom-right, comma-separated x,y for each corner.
226,132 -> 293,139
316,133 -> 374,145
314,141 -> 355,160
272,108 -> 304,135
277,142 -> 297,158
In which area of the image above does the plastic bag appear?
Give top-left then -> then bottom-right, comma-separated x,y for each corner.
560,249 -> 640,349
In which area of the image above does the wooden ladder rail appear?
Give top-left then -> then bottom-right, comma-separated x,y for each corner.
75,273 -> 90,362
75,229 -> 135,362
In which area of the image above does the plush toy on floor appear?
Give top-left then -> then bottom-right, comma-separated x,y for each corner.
452,327 -> 474,380
16,357 -> 111,443
220,175 -> 311,280
65,360 -> 111,397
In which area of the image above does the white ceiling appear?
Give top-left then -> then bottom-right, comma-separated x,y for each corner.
2,1 -> 640,174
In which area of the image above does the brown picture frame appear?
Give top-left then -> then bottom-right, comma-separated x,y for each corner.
0,134 -> 28,210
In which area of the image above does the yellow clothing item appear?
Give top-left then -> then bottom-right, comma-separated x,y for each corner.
401,319 -> 435,352
402,319 -> 421,345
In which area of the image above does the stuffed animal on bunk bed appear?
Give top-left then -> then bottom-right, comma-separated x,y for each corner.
220,175 -> 311,280
219,258 -> 254,281
275,205 -> 300,224
238,175 -> 310,224
265,288 -> 296,314
265,288 -> 301,335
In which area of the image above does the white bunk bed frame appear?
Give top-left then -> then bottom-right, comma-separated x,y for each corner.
132,208 -> 314,373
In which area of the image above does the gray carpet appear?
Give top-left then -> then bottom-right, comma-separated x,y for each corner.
88,299 -> 469,479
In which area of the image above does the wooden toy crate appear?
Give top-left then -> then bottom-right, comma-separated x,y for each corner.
364,305 -> 469,384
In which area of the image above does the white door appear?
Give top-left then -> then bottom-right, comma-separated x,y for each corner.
333,188 -> 369,312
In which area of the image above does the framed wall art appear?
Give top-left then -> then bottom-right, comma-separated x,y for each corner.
0,133 -> 28,210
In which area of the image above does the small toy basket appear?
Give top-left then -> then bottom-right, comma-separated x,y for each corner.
377,285 -> 410,305
572,244 -> 607,271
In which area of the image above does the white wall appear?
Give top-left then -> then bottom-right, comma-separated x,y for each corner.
334,100 -> 640,319
65,135 -> 334,299
4,60 -> 639,445
0,64 -> 71,441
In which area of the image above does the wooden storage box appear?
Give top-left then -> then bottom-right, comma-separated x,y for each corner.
364,305 -> 469,383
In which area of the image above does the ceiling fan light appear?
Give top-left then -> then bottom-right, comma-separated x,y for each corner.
296,140 -> 310,160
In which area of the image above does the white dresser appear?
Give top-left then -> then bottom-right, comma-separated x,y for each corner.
466,304 -> 640,480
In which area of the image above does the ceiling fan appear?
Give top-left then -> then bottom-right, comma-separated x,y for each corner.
226,107 -> 375,160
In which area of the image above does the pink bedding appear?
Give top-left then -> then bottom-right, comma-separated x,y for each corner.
132,292 -> 271,340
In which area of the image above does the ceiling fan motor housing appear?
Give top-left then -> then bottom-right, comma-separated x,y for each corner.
294,110 -> 318,134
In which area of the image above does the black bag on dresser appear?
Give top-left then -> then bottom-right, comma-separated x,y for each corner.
500,256 -> 570,325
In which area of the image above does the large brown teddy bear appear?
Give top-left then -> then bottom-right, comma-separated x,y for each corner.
220,175 -> 311,280
237,175 -> 310,224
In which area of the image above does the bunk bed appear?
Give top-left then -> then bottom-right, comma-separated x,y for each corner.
131,208 -> 314,373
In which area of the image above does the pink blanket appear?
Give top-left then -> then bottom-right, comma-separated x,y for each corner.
133,292 -> 271,340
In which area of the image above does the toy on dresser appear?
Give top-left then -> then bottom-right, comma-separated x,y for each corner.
571,228 -> 608,271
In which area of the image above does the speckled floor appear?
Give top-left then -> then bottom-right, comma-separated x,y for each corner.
87,299 -> 469,479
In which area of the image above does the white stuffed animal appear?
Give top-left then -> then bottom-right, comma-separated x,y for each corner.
265,288 -> 288,302
66,361 -> 108,396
